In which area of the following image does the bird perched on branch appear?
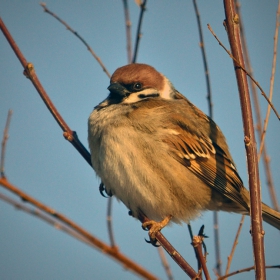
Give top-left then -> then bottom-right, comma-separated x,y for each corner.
88,63 -> 280,239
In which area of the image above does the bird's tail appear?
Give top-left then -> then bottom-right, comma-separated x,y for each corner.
262,202 -> 280,230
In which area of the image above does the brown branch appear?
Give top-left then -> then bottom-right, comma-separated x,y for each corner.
187,223 -> 201,272
139,214 -> 201,279
223,2 -> 266,279
192,235 -> 210,280
0,110 -> 12,178
122,0 -> 132,64
224,215 -> 245,277
207,24 -> 280,120
0,177 -> 158,280
132,0 -> 147,63
259,0 -> 280,157
157,246 -> 174,280
218,265 -> 280,280
235,0 -> 279,211
0,17 -> 92,167
40,3 -> 111,78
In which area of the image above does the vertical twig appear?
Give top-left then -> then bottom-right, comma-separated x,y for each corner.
192,0 -> 213,117
187,223 -> 200,272
157,246 -> 174,280
132,0 -> 147,63
235,0 -> 279,211
192,1 -> 221,275
223,2 -> 266,279
224,215 -> 245,278
259,0 -> 280,157
122,0 -> 132,64
107,197 -> 116,247
192,235 -> 211,280
0,110 -> 12,178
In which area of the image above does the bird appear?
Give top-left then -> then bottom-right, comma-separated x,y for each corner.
88,63 -> 280,239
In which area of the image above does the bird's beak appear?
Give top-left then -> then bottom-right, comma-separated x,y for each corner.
107,83 -> 130,98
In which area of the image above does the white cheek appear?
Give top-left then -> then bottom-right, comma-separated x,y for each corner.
122,88 -> 158,103
160,76 -> 174,99
123,93 -> 142,103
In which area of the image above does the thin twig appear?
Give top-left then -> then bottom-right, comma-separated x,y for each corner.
192,0 -> 213,118
187,223 -> 201,272
132,0 -> 147,63
224,215 -> 245,278
192,235 -> 211,280
0,17 -> 92,167
0,177 -> 158,280
212,212 -> 222,276
0,192 -> 92,245
106,197 -> 116,248
218,265 -> 280,280
157,246 -> 174,280
0,110 -> 12,178
40,3 -> 110,78
122,0 -> 132,64
235,0 -> 279,211
223,2 -> 266,278
192,1 -> 222,276
207,24 -> 280,120
259,0 -> 280,157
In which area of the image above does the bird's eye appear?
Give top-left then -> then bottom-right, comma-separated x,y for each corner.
133,83 -> 142,91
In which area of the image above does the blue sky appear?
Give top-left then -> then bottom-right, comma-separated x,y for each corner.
1,1 -> 280,279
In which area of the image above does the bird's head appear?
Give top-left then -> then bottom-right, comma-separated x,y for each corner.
105,63 -> 180,105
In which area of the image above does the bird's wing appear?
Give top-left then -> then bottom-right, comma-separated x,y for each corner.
156,99 -> 248,209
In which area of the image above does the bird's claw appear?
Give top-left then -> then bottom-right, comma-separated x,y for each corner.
142,215 -> 173,245
99,182 -> 112,198
145,237 -> 160,247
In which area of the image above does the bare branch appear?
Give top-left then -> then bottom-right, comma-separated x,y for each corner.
224,215 -> 245,277
0,192 -> 92,245
107,197 -> 116,248
122,0 -> 133,64
192,235 -> 210,280
0,177 -> 158,280
0,110 -> 12,178
157,246 -> 174,280
40,3 -> 111,78
207,24 -> 280,120
259,0 -> 280,157
139,214 -> 200,279
235,0 -> 279,211
132,0 -> 147,63
218,265 -> 280,280
0,17 -> 92,167
192,0 -> 213,118
223,2 -> 266,278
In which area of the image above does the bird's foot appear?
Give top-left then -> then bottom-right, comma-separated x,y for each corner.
142,215 -> 172,242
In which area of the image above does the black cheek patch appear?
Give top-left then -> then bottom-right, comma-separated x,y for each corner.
138,93 -> 160,99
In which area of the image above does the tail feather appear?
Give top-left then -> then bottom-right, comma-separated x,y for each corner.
262,203 -> 280,230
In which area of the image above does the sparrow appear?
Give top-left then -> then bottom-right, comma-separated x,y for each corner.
88,63 -> 280,238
